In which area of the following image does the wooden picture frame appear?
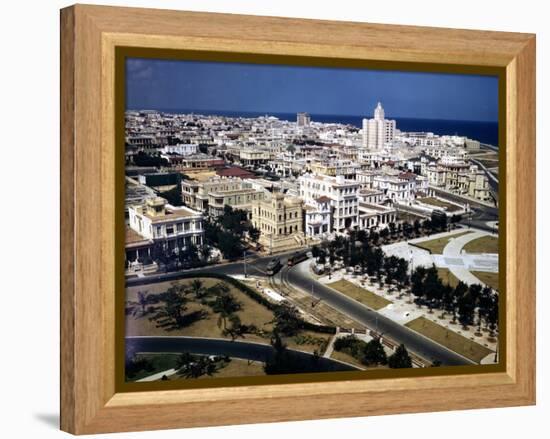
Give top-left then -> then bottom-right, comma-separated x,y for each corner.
60,4 -> 536,434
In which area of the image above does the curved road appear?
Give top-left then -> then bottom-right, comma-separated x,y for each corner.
282,261 -> 473,366
127,336 -> 357,372
127,252 -> 290,286
127,253 -> 473,366
442,230 -> 496,287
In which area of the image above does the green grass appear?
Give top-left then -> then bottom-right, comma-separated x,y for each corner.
418,197 -> 461,212
127,353 -> 180,381
285,331 -> 330,355
414,231 -> 471,254
437,268 -> 461,288
471,271 -> 500,291
330,350 -> 366,369
128,354 -> 267,381
126,277 -> 275,343
327,280 -> 392,310
462,236 -> 499,254
126,277 -> 332,355
405,317 -> 492,363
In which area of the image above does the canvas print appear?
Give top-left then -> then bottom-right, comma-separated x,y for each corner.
123,58 -> 500,383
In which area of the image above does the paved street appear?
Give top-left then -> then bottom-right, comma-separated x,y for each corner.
127,249 -> 474,366
126,336 -> 357,372
284,260 -> 473,366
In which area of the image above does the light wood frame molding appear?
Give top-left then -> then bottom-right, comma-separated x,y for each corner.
60,4 -> 536,434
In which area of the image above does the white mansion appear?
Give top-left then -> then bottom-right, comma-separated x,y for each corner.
126,197 -> 204,263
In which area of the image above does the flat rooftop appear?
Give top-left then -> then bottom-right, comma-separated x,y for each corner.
125,227 -> 150,245
137,205 -> 201,223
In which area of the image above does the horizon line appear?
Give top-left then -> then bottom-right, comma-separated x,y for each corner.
126,108 -> 498,124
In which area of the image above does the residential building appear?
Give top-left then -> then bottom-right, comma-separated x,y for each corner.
208,187 -> 265,218
426,162 -> 491,202
458,166 -> 492,202
303,196 -> 331,237
239,149 -> 270,167
357,189 -> 397,230
216,166 -> 257,179
181,176 -> 260,213
310,159 -> 360,178
126,197 -> 204,262
299,173 -> 360,232
160,143 -> 198,156
252,192 -> 305,253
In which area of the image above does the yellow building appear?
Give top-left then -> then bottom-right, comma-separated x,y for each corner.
252,192 -> 305,253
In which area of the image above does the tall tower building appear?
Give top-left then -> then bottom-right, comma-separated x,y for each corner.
374,101 -> 385,120
362,102 -> 396,149
297,112 -> 311,127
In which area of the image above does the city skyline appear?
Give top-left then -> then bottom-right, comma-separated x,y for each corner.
126,58 -> 499,122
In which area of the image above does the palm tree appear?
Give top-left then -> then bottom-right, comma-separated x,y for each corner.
213,293 -> 241,330
128,291 -> 150,317
179,356 -> 219,379
223,314 -> 243,340
189,279 -> 205,299
154,285 -> 188,327
176,352 -> 195,371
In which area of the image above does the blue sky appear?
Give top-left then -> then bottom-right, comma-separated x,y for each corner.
126,58 -> 498,122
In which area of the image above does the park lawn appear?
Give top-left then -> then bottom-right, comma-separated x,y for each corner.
284,330 -> 331,355
437,268 -> 461,288
330,350 -> 366,369
127,353 -> 180,381
414,231 -> 471,254
129,354 -> 267,381
126,277 -> 274,343
405,317 -> 492,363
195,358 -> 266,378
472,271 -> 500,291
417,197 -> 461,212
327,279 -> 392,311
462,236 -> 499,254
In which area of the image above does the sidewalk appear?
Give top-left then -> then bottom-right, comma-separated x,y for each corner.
320,270 -> 498,359
136,368 -> 177,382
441,230 -> 497,286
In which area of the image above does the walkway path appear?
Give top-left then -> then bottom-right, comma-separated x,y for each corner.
441,231 -> 497,286
136,368 -> 177,382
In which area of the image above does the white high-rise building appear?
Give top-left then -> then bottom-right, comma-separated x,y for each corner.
362,102 -> 396,149
297,112 -> 311,127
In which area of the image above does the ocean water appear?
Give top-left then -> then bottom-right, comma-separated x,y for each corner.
132,108 -> 499,147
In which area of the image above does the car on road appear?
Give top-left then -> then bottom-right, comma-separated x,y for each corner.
266,258 -> 282,276
287,251 -> 309,266
312,263 -> 325,275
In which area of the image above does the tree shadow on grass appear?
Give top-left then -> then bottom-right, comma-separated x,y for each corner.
150,310 -> 208,332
